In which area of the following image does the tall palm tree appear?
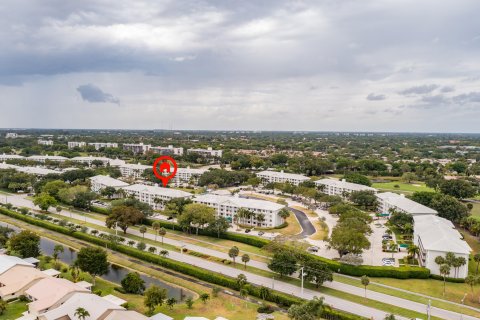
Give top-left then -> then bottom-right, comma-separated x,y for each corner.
152,221 -> 160,241
439,264 -> 451,296
74,307 -> 90,320
407,245 -> 419,262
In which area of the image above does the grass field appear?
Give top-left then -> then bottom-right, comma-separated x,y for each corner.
372,181 -> 434,194
470,202 -> 480,217
0,301 -> 28,320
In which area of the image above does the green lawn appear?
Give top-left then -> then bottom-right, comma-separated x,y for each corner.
372,181 -> 433,194
469,202 -> 480,217
0,301 -> 28,320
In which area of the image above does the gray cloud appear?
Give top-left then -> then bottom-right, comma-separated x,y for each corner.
366,93 -> 386,101
452,92 -> 480,104
398,85 -> 439,95
440,86 -> 455,93
77,84 -> 119,105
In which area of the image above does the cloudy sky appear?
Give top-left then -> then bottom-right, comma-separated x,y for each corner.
1,0 -> 480,132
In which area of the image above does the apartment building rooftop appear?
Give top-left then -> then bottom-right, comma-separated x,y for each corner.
123,184 -> 193,198
315,178 -> 376,192
377,192 -> 438,215
194,194 -> 284,211
257,170 -> 310,181
90,175 -> 130,188
0,255 -> 33,275
414,215 -> 471,254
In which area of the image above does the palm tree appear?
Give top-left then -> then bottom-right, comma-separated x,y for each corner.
465,274 -> 479,299
407,245 -> 419,263
166,297 -> 177,310
384,314 -> 396,320
158,227 -> 166,245
361,275 -> 370,298
256,213 -> 265,227
74,307 -> 90,320
139,225 -> 147,239
278,207 -> 290,221
241,254 -> 250,270
474,253 -> 480,274
152,221 -> 160,241
439,264 -> 451,296
229,246 -> 239,266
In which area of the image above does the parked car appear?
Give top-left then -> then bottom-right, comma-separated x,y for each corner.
258,231 -> 265,236
307,246 -> 319,253
245,229 -> 251,233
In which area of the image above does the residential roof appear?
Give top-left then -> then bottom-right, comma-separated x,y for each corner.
149,313 -> 174,320
23,257 -> 40,264
41,269 -> 61,277
414,215 -> 471,255
105,310 -> 149,320
0,265 -> 46,297
120,163 -> 151,171
90,175 -> 130,188
122,184 -> 193,198
177,167 -> 208,175
315,178 -> 376,192
71,156 -> 111,162
257,170 -> 310,181
194,194 -> 284,211
25,277 -> 89,313
27,155 -> 68,161
0,255 -> 33,275
102,294 -> 127,306
38,292 -> 124,320
377,192 -> 438,215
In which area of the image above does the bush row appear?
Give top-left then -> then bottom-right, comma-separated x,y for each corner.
430,274 -> 466,283
0,207 -> 362,319
304,253 -> 430,279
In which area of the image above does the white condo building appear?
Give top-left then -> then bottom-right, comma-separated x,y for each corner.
67,141 -> 86,149
187,147 -> 223,158
37,139 -> 53,146
88,142 -> 118,150
0,162 -> 67,176
119,163 -> 150,179
89,175 -> 130,197
150,145 -> 184,156
193,194 -> 285,227
0,153 -> 25,161
122,184 -> 193,209
376,192 -> 438,216
5,133 -> 18,139
123,143 -> 151,154
257,170 -> 310,186
315,178 -> 376,197
27,155 -> 68,163
71,156 -> 111,166
414,215 -> 471,278
170,167 -> 207,186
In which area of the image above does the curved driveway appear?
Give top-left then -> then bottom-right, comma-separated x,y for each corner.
240,194 -> 315,238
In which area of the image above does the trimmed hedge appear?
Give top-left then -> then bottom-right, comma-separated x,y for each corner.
90,206 -> 109,215
430,274 -> 466,283
0,207 -> 362,319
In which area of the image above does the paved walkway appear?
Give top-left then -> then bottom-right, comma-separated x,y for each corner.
2,194 -> 479,320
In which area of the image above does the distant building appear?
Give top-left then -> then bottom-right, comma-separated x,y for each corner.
257,170 -> 310,186
173,167 -> 207,186
71,155 -> 111,166
0,162 -> 63,176
414,215 -> 471,278
0,153 -> 25,161
193,194 -> 285,228
315,178 -> 376,197
122,184 -> 193,209
150,145 -> 184,156
89,175 -> 130,197
5,133 -> 18,139
27,155 -> 68,163
37,139 -> 53,146
187,147 -> 223,158
88,142 -> 118,150
376,192 -> 438,216
119,163 -> 150,179
67,141 -> 86,149
123,143 -> 151,154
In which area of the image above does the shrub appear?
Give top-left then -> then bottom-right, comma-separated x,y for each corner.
257,304 -> 275,314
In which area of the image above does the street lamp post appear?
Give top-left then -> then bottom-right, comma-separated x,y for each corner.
299,267 -> 305,296
460,293 -> 467,320
427,299 -> 431,320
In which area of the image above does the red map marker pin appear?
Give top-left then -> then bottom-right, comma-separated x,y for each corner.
152,156 -> 178,187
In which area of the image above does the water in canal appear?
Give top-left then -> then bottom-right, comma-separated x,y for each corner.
0,222 -> 190,300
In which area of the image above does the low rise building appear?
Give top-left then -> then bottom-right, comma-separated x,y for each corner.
71,155 -> 111,166
0,153 -> 25,161
5,132 -> 18,139
123,143 -> 151,154
0,255 -> 34,275
377,192 -> 438,216
0,265 -> 47,300
150,145 -> 184,156
257,170 -> 310,186
0,162 -> 64,176
414,215 -> 471,278
187,147 -> 223,158
37,139 -> 53,146
172,167 -> 207,186
27,155 -> 68,163
90,175 -> 130,196
193,194 -> 285,228
88,142 -> 119,150
122,184 -> 193,209
119,163 -> 150,179
24,277 -> 91,317
67,141 -> 86,149
315,178 -> 376,197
